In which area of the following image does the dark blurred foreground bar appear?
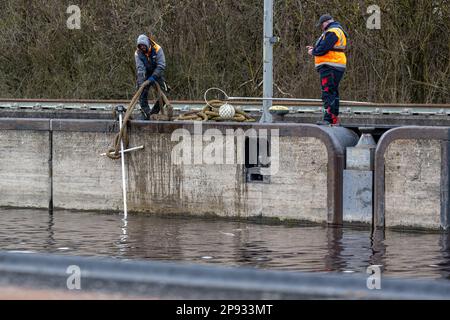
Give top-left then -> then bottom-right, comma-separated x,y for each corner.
0,251 -> 449,300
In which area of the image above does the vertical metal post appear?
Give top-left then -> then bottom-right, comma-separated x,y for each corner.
48,121 -> 53,215
118,111 -> 128,219
261,0 -> 273,123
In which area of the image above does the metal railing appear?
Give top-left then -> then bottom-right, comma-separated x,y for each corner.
1,98 -> 450,116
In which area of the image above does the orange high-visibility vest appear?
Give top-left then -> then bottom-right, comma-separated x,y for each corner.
150,39 -> 161,53
145,39 -> 162,58
314,27 -> 347,69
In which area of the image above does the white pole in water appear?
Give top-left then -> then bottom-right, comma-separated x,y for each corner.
118,111 -> 128,219
261,0 -> 274,123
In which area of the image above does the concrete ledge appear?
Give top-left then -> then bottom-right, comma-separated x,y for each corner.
0,118 -> 50,131
1,251 -> 449,299
374,126 -> 450,230
51,119 -> 117,133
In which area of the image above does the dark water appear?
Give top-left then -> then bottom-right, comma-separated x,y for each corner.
1,208 -> 449,281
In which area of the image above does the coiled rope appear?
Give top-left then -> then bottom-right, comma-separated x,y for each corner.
175,100 -> 256,122
176,87 -> 255,122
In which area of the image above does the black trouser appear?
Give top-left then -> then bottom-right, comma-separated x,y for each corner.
319,66 -> 344,124
139,80 -> 168,119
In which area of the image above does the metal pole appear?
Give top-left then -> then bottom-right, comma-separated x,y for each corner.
118,112 -> 128,219
227,97 -> 372,105
261,0 -> 273,123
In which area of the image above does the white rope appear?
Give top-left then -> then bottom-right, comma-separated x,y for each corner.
204,87 -> 373,106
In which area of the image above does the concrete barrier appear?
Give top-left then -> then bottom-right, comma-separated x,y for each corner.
1,119 -> 358,225
1,251 -> 450,299
374,126 -> 450,230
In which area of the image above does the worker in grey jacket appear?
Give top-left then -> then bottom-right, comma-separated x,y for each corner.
135,34 -> 169,119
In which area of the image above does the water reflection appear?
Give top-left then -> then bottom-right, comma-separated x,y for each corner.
0,208 -> 449,280
323,227 -> 344,272
235,240 -> 274,267
369,229 -> 387,271
44,213 -> 55,250
116,218 -> 128,256
438,233 -> 450,279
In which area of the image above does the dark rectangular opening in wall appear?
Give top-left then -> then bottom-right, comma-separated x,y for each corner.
244,135 -> 271,184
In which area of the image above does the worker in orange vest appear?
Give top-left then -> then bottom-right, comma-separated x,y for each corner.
307,15 -> 349,126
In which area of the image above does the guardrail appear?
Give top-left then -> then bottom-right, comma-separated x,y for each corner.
1,99 -> 450,116
1,251 -> 450,299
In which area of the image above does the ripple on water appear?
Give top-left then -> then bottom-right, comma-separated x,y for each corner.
0,209 -> 449,280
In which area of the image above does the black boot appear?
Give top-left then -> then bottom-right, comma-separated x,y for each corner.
140,105 -> 151,120
150,102 -> 161,115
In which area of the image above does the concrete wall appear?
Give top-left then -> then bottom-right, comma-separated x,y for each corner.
5,118 -> 450,230
52,122 -> 356,224
375,127 -> 450,230
52,131 -> 123,211
253,136 -> 328,222
384,140 -> 441,229
0,119 -> 358,225
125,133 -> 328,222
0,120 -> 50,208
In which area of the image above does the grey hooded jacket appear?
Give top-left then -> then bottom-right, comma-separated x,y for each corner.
135,34 -> 166,86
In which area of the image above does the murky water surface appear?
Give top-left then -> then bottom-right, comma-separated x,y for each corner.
1,209 -> 449,280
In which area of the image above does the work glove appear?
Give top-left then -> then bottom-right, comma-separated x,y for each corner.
147,76 -> 156,85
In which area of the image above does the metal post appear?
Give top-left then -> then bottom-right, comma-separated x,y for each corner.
261,0 -> 274,123
118,111 -> 128,219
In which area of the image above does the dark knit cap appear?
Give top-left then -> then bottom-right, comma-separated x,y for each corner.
316,14 -> 333,27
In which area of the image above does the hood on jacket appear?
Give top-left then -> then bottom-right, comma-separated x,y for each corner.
136,34 -> 150,48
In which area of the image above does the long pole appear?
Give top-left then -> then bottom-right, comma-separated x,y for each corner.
261,0 -> 273,123
118,112 -> 127,219
227,96 -> 372,105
